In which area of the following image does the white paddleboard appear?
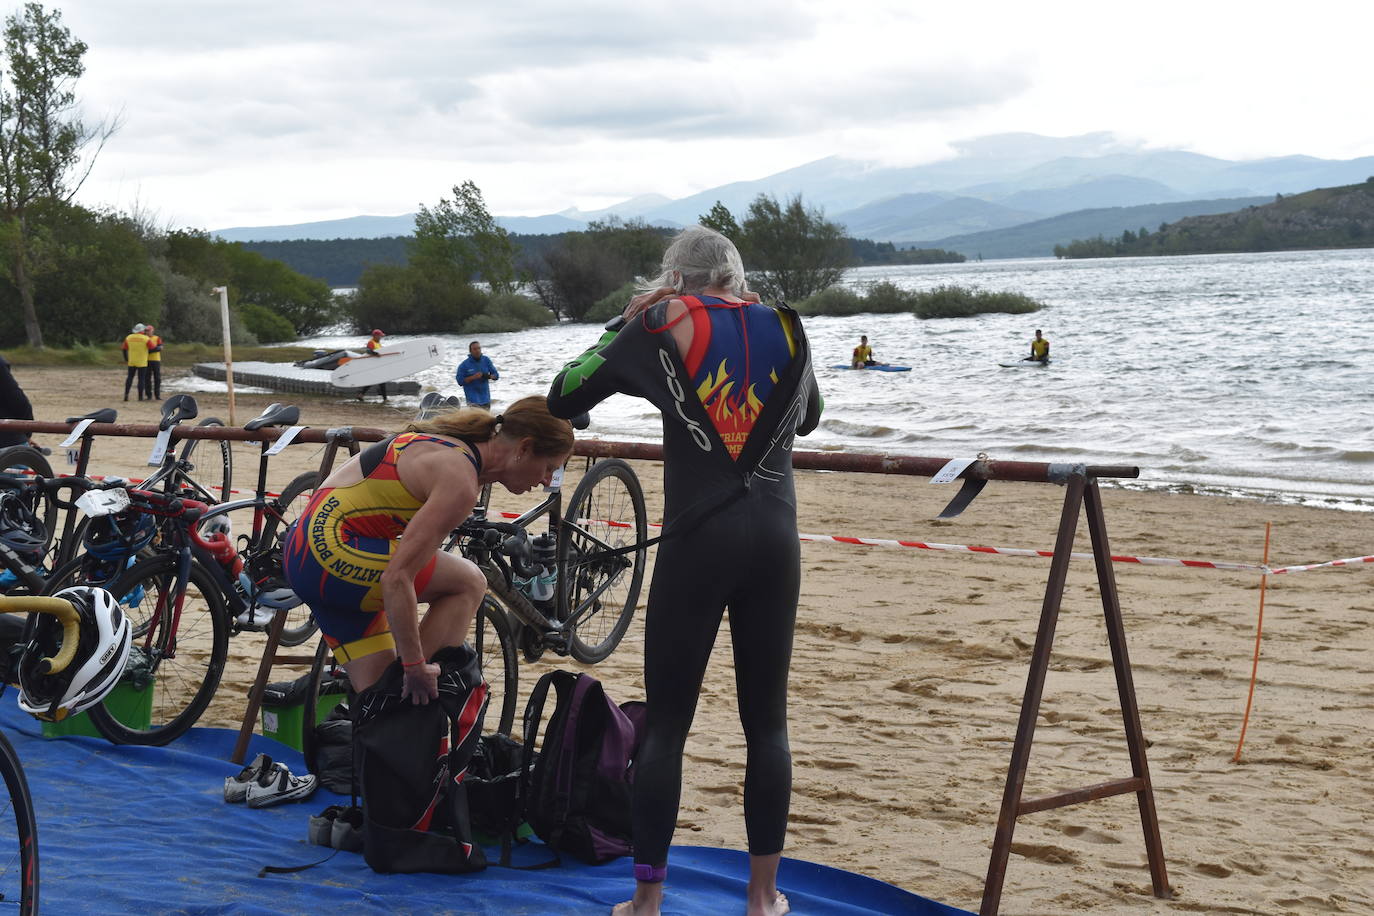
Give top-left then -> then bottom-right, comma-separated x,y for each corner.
998,359 -> 1052,368
331,337 -> 447,388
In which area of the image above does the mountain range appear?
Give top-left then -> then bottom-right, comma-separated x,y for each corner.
212,132 -> 1374,258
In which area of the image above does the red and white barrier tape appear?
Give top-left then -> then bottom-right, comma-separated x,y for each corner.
521,507 -> 1369,577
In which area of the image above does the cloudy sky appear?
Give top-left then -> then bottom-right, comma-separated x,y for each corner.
51,0 -> 1374,231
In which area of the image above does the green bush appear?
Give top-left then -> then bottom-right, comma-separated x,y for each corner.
855,281 -> 919,313
236,302 -> 294,343
793,286 -> 866,316
461,292 -> 556,332
912,284 -> 1044,319
585,282 -> 638,323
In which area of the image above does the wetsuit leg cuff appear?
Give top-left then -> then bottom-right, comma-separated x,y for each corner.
634,863 -> 667,883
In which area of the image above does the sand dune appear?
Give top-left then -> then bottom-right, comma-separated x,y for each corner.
11,366 -> 1372,914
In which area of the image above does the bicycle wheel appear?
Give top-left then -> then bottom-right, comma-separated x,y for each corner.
179,418 -> 234,503
473,595 -> 518,736
0,445 -> 56,553
87,554 -> 229,745
254,471 -> 320,647
559,458 -> 647,664
0,730 -> 38,915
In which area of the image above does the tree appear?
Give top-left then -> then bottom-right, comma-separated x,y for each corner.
531,218 -> 668,321
738,193 -> 848,301
412,180 -> 519,294
0,3 -> 114,347
699,200 -> 740,241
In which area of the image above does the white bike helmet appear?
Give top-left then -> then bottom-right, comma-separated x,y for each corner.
18,586 -> 133,721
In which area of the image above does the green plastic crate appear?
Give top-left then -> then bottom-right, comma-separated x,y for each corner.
261,692 -> 346,752
41,681 -> 153,739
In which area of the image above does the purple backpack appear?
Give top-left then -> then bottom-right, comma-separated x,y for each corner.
520,670 -> 645,864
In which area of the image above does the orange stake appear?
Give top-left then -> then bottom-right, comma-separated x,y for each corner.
1233,522 -> 1272,762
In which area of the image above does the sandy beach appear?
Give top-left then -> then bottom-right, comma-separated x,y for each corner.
10,365 -> 1373,914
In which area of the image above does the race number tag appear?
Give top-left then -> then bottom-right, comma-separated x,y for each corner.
59,418 -> 97,448
76,487 -> 130,517
264,425 -> 306,456
148,427 -> 173,466
66,448 -> 79,466
931,457 -> 976,485
545,466 -> 564,492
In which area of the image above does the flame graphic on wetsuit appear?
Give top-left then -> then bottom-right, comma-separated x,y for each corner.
697,358 -> 782,458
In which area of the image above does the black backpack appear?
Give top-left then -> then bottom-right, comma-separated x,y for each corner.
352,645 -> 489,874
520,670 -> 646,865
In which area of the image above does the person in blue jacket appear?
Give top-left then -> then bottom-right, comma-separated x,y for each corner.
455,341 -> 499,409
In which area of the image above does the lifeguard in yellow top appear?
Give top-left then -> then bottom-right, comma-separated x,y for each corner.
1029,329 -> 1050,364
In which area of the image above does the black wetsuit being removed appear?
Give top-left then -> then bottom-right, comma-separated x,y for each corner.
547,296 -> 822,870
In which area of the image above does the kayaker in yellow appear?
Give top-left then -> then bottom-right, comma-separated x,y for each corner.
1028,329 -> 1050,364
851,335 -> 876,369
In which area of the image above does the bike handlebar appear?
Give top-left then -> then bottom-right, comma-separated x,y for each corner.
0,596 -> 80,675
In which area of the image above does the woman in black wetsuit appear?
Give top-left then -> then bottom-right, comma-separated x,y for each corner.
548,226 -> 821,916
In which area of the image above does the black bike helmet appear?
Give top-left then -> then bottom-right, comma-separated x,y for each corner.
0,491 -> 45,557
18,586 -> 132,721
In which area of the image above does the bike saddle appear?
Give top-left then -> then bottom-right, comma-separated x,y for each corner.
244,403 -> 300,431
65,408 -> 117,424
159,394 -> 199,430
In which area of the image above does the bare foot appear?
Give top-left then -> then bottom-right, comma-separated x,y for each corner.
611,900 -> 660,916
746,890 -> 789,916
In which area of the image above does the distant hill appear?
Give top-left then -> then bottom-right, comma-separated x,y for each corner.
210,133 -> 1374,245
907,195 -> 1271,259
1053,179 -> 1374,258
834,193 -> 1039,241
215,212 -> 587,243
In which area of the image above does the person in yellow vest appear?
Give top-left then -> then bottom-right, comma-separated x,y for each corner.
358,328 -> 389,402
144,324 -> 164,400
851,335 -> 876,369
121,324 -> 151,401
1028,329 -> 1050,364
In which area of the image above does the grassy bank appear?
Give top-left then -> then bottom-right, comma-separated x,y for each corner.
2,342 -> 319,369
794,281 -> 1044,318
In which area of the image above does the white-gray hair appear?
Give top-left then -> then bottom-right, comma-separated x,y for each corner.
642,226 -> 750,297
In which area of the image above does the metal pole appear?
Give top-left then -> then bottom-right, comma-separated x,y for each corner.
212,286 -> 235,425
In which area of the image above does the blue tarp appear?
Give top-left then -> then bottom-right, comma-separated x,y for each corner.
5,701 -> 969,914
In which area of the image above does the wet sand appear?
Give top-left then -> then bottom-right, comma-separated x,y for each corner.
11,365 -> 1374,914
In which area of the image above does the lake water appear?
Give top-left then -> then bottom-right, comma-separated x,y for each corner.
287,248 -> 1374,512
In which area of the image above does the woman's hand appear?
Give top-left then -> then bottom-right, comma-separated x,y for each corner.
623,287 -> 677,321
401,661 -> 440,705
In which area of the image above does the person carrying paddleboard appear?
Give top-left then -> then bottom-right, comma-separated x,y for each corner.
851,334 -> 877,369
1027,329 -> 1050,364
357,329 -> 390,402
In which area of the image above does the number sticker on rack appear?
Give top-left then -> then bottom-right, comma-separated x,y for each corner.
931,457 -> 975,484
148,427 -> 173,466
265,425 -> 306,456
60,418 -> 97,448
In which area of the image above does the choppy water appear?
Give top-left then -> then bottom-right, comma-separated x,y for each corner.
286,248 -> 1374,512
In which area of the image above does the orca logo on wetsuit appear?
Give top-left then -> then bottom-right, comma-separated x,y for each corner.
658,349 -> 712,452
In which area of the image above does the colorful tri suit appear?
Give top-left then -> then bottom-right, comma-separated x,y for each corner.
547,294 -> 822,871
282,432 -> 480,662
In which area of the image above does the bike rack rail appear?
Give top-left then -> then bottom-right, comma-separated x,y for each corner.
1,419 -> 1170,913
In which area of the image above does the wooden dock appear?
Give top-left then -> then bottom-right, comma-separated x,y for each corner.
191,362 -> 422,397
